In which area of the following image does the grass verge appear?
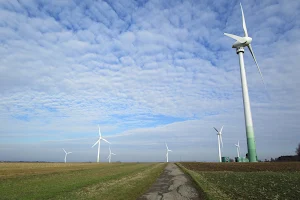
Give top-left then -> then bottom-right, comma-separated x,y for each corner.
177,163 -> 224,200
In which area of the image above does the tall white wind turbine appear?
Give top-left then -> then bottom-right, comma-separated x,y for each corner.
235,140 -> 240,157
63,148 -> 72,163
165,143 -> 172,163
92,125 -> 110,163
213,126 -> 224,162
224,3 -> 264,162
107,146 -> 116,163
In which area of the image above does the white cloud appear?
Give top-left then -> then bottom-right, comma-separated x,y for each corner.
0,0 -> 299,162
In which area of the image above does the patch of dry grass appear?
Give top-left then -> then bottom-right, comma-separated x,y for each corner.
0,162 -> 107,178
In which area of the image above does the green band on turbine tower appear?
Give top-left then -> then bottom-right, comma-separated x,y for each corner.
246,126 -> 257,162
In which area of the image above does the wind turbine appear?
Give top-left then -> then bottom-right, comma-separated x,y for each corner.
224,3 -> 264,162
63,148 -> 72,163
92,125 -> 110,163
213,126 -> 224,162
235,140 -> 240,158
107,146 -> 116,163
165,143 -> 172,163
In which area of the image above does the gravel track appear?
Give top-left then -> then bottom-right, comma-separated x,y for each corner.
137,163 -> 202,200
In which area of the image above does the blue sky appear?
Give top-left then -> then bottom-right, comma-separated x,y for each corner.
0,0 -> 300,162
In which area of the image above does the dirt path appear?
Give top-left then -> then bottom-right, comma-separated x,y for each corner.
137,163 -> 201,200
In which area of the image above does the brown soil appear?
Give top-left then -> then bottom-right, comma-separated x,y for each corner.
180,162 -> 300,172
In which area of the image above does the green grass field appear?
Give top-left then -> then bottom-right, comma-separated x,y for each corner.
0,162 -> 166,200
178,162 -> 300,200
2,162 -> 299,200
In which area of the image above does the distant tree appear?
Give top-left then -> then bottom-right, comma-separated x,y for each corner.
296,143 -> 300,156
270,158 -> 274,162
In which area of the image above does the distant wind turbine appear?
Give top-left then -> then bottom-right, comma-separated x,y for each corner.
235,140 -> 240,158
92,125 -> 110,163
63,148 -> 72,163
224,3 -> 264,162
107,146 -> 116,163
213,126 -> 224,162
165,143 -> 172,163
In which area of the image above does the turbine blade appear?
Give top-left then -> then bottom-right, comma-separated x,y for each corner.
247,44 -> 265,86
240,3 -> 248,37
102,138 -> 111,144
166,143 -> 168,150
68,152 -> 72,154
220,135 -> 223,148
220,126 -> 224,133
112,153 -> 116,155
63,148 -> 66,153
213,127 -> 219,132
98,125 -> 102,137
92,139 -> 99,148
224,33 -> 246,43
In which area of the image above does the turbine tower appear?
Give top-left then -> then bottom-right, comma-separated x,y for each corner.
107,146 -> 116,163
92,125 -> 110,163
235,140 -> 240,158
224,3 -> 265,162
213,126 -> 224,162
165,143 -> 172,163
63,148 -> 72,163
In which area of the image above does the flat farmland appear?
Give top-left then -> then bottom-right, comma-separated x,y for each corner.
179,162 -> 300,200
0,162 -> 166,200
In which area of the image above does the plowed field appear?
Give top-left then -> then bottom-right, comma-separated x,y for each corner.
179,162 -> 300,200
181,162 -> 300,172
